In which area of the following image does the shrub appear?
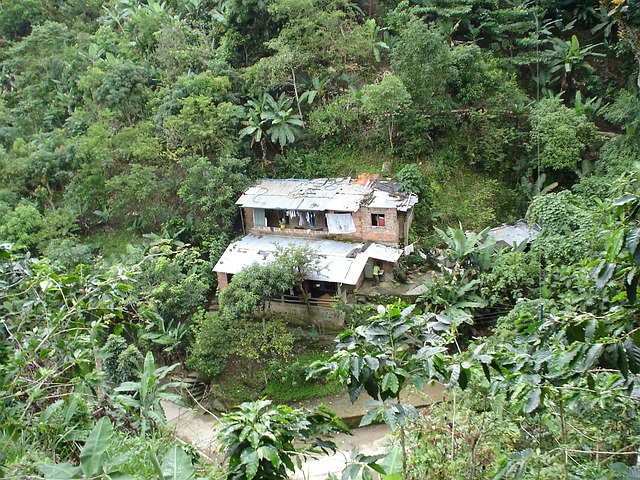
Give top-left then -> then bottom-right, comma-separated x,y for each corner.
479,250 -> 539,306
185,310 -> 230,379
101,335 -> 143,385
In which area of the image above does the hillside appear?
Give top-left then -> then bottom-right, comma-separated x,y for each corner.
1,0 -> 640,478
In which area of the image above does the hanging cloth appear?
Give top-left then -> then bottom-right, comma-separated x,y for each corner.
326,213 -> 356,234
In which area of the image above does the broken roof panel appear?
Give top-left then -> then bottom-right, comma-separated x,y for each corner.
236,178 -> 417,212
213,234 -> 402,286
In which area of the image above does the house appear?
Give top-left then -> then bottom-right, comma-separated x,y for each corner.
213,177 -> 418,296
236,177 -> 417,246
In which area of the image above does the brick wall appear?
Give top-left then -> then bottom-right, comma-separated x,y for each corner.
216,271 -> 229,289
242,206 -> 408,246
355,207 -> 400,244
243,208 -> 254,229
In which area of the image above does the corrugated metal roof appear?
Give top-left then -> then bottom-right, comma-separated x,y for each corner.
213,234 -> 402,286
488,220 -> 540,247
236,178 -> 417,212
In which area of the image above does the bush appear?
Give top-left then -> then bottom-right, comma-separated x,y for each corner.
185,310 -> 230,379
274,149 -> 333,179
528,98 -> 599,173
479,250 -> 538,306
101,335 -> 143,385
43,237 -> 94,268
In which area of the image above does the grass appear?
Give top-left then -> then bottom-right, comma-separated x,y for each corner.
264,352 -> 342,404
319,144 -> 394,177
86,230 -> 142,260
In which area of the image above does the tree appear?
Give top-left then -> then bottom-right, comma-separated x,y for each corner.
218,243 -> 319,320
164,96 -> 242,158
360,75 -> 412,150
599,0 -> 640,87
273,243 -> 320,312
0,0 -> 46,40
528,97 -> 599,173
391,18 -> 453,117
91,61 -> 154,124
177,155 -> 250,240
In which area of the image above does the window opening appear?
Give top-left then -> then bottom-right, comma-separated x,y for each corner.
371,213 -> 386,227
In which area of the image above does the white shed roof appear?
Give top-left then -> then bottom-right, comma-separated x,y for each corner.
236,178 -> 418,213
488,220 -> 541,247
213,235 -> 402,286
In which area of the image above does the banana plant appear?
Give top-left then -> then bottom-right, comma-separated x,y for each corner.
547,34 -> 604,93
434,225 -> 496,271
114,352 -> 184,435
262,93 -> 304,149
419,268 -> 486,318
41,417 -> 198,479
40,417 -> 132,479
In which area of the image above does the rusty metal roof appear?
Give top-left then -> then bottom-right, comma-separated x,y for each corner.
236,178 -> 417,212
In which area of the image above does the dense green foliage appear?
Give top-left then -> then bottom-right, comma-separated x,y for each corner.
2,0 -> 640,477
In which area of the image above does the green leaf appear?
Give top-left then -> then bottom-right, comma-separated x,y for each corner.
606,228 -> 625,262
595,262 -> 615,289
381,372 -> 399,394
447,364 -> 460,388
351,356 -> 362,381
40,463 -> 83,479
613,193 -> 638,206
624,339 -> 640,374
103,453 -> 131,474
381,446 -> 403,475
627,273 -> 639,304
581,344 -> 604,372
364,356 -> 380,371
161,446 -> 195,480
627,228 -> 640,256
617,343 -> 629,379
359,409 -> 379,427
241,449 -> 259,480
80,417 -> 113,478
382,407 -> 398,430
257,446 -> 281,470
525,387 -> 541,414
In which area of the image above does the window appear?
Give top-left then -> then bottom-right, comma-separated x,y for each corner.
371,213 -> 386,227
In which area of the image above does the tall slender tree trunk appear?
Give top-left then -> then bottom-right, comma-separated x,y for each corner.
290,67 -> 304,123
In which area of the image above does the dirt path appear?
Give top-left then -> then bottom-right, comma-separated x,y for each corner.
163,383 -> 444,479
162,400 -> 390,479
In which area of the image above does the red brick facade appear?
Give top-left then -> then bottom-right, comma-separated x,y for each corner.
242,206 -> 408,246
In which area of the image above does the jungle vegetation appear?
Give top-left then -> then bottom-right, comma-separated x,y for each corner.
1,0 -> 640,478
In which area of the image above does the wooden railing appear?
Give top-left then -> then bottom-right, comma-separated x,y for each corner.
272,294 -> 337,308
